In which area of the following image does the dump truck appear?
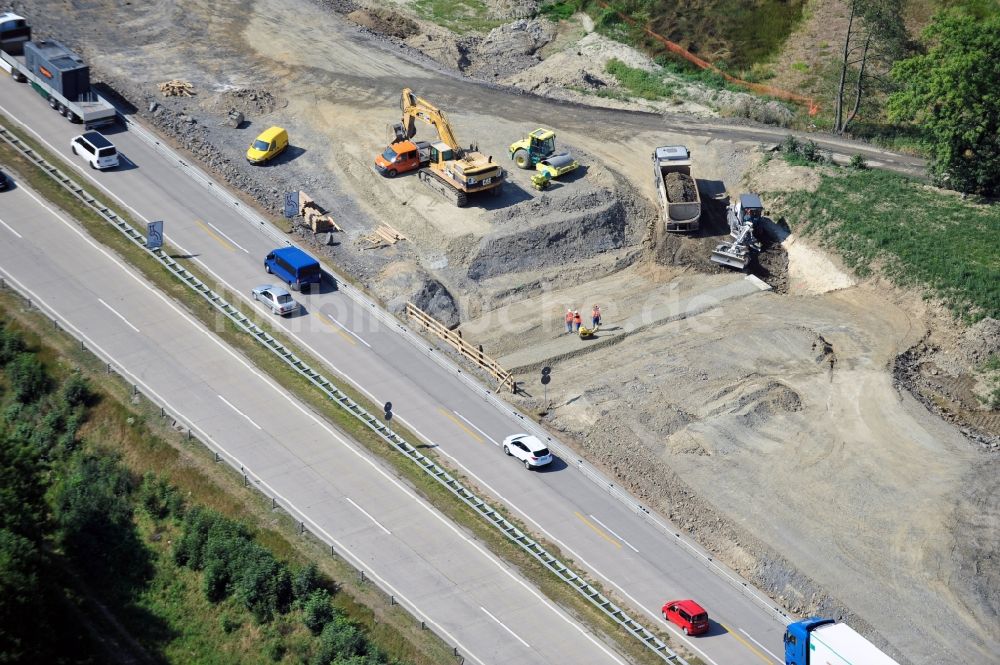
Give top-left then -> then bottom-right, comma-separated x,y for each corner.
784,618 -> 900,665
652,145 -> 701,232
0,13 -> 116,128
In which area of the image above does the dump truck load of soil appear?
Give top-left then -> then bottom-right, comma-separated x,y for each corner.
665,171 -> 697,202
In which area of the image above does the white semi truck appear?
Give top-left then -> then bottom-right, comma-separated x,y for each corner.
0,13 -> 116,129
784,618 -> 900,665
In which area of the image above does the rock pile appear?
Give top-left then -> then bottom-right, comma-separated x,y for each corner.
486,0 -> 540,20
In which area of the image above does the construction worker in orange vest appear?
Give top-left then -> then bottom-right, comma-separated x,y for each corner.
573,310 -> 582,332
591,304 -> 601,328
564,309 -> 574,334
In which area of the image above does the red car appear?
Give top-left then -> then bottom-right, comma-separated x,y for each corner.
662,599 -> 709,635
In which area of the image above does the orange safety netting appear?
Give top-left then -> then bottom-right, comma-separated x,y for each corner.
595,1 -> 819,115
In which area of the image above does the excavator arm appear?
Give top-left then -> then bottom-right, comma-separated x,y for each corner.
398,87 -> 461,151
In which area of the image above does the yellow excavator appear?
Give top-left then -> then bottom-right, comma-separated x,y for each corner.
389,88 -> 505,207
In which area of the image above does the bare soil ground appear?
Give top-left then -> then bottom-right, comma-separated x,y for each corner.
16,0 -> 999,662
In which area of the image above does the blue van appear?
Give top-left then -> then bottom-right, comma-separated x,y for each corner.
264,247 -> 322,292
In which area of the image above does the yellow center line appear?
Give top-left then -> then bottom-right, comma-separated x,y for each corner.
317,313 -> 356,345
574,512 -> 622,549
719,622 -> 773,664
194,219 -> 234,252
438,407 -> 484,443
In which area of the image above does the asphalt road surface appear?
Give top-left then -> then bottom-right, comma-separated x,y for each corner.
1,76 -> 794,665
0,175 -> 643,665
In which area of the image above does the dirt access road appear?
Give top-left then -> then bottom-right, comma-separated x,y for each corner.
14,0 -> 995,663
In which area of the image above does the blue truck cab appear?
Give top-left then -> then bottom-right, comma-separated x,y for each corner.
264,247 -> 321,292
785,618 -> 834,664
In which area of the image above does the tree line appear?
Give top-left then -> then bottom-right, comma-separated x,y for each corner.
0,321 -> 403,664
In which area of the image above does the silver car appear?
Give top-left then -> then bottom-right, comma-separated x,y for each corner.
251,284 -> 299,316
502,433 -> 553,470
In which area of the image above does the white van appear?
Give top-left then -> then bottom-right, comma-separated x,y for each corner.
70,131 -> 119,170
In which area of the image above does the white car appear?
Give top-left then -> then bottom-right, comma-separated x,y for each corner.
251,284 -> 299,316
502,433 -> 553,470
70,131 -> 119,170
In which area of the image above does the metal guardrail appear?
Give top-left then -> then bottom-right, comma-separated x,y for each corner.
0,121 -> 689,664
117,111 -> 792,628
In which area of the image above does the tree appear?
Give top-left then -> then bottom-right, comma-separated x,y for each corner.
889,10 -> 1000,195
833,0 -> 906,134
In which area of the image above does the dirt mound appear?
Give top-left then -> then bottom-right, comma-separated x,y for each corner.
468,188 -> 633,280
665,172 -> 697,202
464,19 -> 555,80
346,8 -> 419,39
210,87 -> 286,116
732,381 -> 802,427
376,261 -> 461,327
958,318 -> 1000,367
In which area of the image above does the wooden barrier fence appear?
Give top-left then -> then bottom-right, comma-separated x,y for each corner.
405,302 -> 515,394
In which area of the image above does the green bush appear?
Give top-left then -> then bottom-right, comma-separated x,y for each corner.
0,325 -> 25,366
293,562 -> 323,602
51,452 -> 142,578
60,374 -> 90,407
782,134 -> 828,165
137,472 -> 184,520
605,58 -> 672,100
303,589 -> 335,635
538,0 -> 580,20
7,353 -> 49,403
219,613 -> 241,634
849,154 -> 869,170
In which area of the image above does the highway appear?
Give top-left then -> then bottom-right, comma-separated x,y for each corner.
0,175 -> 636,665
1,75 -> 790,665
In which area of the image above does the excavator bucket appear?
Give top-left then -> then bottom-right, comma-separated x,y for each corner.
710,242 -> 750,269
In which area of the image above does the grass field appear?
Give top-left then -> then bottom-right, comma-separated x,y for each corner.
771,169 -> 1000,322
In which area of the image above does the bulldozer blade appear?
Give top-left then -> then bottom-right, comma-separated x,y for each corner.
710,245 -> 750,269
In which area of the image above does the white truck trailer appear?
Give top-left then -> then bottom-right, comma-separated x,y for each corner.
0,13 -> 116,129
784,618 -> 900,665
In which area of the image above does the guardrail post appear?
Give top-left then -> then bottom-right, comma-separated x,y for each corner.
359,570 -> 365,583
243,474 -> 248,487
390,595 -> 395,606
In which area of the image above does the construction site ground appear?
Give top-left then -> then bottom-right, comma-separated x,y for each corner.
16,0 -> 998,663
